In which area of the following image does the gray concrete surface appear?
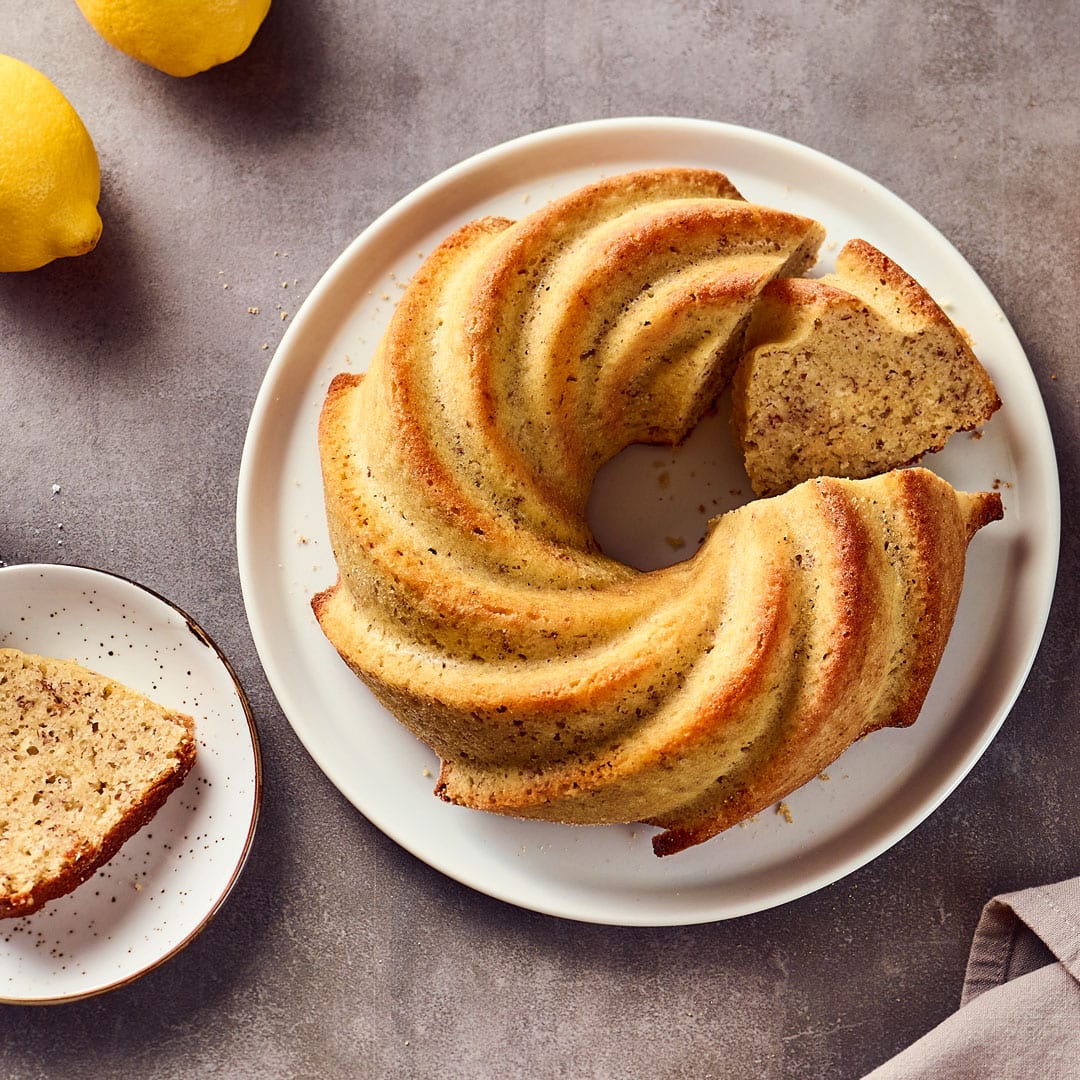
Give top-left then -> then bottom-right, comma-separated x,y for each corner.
1,1 -> 1077,1077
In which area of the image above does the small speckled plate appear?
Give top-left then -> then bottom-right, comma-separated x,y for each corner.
0,563 -> 261,1003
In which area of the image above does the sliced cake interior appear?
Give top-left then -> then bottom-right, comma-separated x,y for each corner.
731,238 -> 1002,497
0,648 -> 197,918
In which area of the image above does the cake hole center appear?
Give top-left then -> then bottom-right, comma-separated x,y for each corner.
586,396 -> 752,572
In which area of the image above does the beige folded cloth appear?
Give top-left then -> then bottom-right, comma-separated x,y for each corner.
864,875 -> 1080,1078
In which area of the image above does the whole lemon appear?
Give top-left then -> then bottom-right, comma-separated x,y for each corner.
74,0 -> 272,78
0,55 -> 102,273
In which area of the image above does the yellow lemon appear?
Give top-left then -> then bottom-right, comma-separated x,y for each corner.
74,0 -> 272,78
0,55 -> 102,273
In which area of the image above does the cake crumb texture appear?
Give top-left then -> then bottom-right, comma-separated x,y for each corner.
732,238 -> 1002,497
0,648 -> 196,918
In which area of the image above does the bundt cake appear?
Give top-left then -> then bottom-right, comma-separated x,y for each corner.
312,168 -> 1003,856
0,648 -> 197,917
731,238 -> 1002,497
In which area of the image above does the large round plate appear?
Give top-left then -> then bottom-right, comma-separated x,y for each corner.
0,563 -> 261,1002
237,118 -> 1058,925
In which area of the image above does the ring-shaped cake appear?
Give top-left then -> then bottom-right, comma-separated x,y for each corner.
313,169 -> 1002,856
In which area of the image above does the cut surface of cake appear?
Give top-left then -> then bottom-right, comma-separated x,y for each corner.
312,170 -> 1004,856
0,648 -> 197,918
731,238 -> 1002,497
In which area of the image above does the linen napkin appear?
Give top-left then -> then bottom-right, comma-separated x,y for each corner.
863,875 -> 1080,1078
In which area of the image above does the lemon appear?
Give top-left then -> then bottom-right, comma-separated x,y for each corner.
74,0 -> 272,78
0,55 -> 102,273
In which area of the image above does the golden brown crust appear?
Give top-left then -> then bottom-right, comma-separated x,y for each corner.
836,238 -> 955,326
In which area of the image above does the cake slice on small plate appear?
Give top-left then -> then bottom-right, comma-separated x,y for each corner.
0,648 -> 197,919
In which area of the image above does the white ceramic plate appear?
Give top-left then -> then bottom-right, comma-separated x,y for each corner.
237,118 -> 1058,926
0,563 -> 261,1002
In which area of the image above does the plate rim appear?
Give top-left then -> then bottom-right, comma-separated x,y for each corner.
237,116 -> 1060,926
0,561 -> 264,1003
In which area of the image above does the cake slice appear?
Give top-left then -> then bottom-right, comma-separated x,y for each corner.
0,648 -> 197,918
731,238 -> 1002,497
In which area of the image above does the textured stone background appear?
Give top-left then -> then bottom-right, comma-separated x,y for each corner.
1,1 -> 1077,1077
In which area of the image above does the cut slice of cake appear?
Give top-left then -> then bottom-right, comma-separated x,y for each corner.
0,648 -> 197,918
731,238 -> 1002,497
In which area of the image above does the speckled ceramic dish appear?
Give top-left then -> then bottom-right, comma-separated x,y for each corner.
0,563 -> 261,1003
